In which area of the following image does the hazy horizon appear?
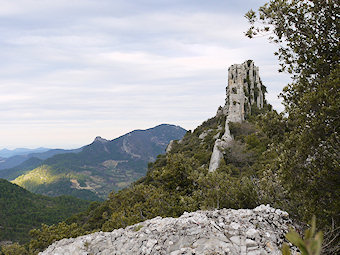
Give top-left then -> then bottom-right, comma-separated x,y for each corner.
1,0 -> 291,150
0,123 -> 185,150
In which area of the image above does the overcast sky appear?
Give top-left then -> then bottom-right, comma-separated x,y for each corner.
0,0 -> 291,150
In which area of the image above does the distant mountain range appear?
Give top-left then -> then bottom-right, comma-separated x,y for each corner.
0,148 -> 82,170
7,124 -> 186,200
0,147 -> 50,158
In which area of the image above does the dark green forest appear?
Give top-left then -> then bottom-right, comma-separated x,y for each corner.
1,0 -> 339,254
0,179 -> 90,244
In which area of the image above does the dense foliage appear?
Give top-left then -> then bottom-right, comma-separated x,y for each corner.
0,179 -> 90,244
245,0 -> 339,78
246,0 -> 339,253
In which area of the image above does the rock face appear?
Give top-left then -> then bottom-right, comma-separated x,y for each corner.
209,60 -> 266,172
166,140 -> 175,153
40,205 -> 296,255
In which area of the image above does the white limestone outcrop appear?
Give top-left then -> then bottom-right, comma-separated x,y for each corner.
40,205 -> 297,255
209,60 -> 265,172
166,140 -> 175,153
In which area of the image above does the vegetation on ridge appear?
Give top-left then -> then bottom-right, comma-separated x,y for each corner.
10,113 -> 270,254
1,0 -> 339,254
246,0 -> 339,253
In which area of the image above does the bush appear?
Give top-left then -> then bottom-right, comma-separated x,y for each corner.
1,243 -> 27,255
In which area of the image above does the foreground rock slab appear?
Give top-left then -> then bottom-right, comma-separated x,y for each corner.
40,204 -> 296,255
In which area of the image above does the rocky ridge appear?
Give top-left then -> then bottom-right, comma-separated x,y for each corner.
40,205 -> 296,255
209,60 -> 266,172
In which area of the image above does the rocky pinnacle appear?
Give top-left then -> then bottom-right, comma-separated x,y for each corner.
208,60 -> 265,172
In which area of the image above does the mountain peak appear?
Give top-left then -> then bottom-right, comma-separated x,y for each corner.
209,60 -> 266,172
94,136 -> 109,143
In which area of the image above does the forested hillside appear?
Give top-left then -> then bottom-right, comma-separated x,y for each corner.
18,106 -> 274,254
11,124 -> 186,201
0,148 -> 81,171
0,179 -> 90,244
1,0 -> 338,254
0,158 -> 43,181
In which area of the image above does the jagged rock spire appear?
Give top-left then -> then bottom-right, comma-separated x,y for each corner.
208,60 -> 266,172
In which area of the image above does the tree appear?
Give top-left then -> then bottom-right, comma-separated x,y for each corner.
245,0 -> 339,78
246,0 -> 340,238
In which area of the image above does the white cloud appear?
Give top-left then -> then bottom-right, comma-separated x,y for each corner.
0,0 -> 97,16
0,0 -> 291,149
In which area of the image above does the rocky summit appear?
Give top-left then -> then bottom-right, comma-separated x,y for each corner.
209,60 -> 266,172
40,205 -> 297,255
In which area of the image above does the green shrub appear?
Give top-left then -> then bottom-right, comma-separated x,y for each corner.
1,243 -> 28,255
282,216 -> 323,255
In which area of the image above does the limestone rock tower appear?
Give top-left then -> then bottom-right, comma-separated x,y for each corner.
209,60 -> 266,172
